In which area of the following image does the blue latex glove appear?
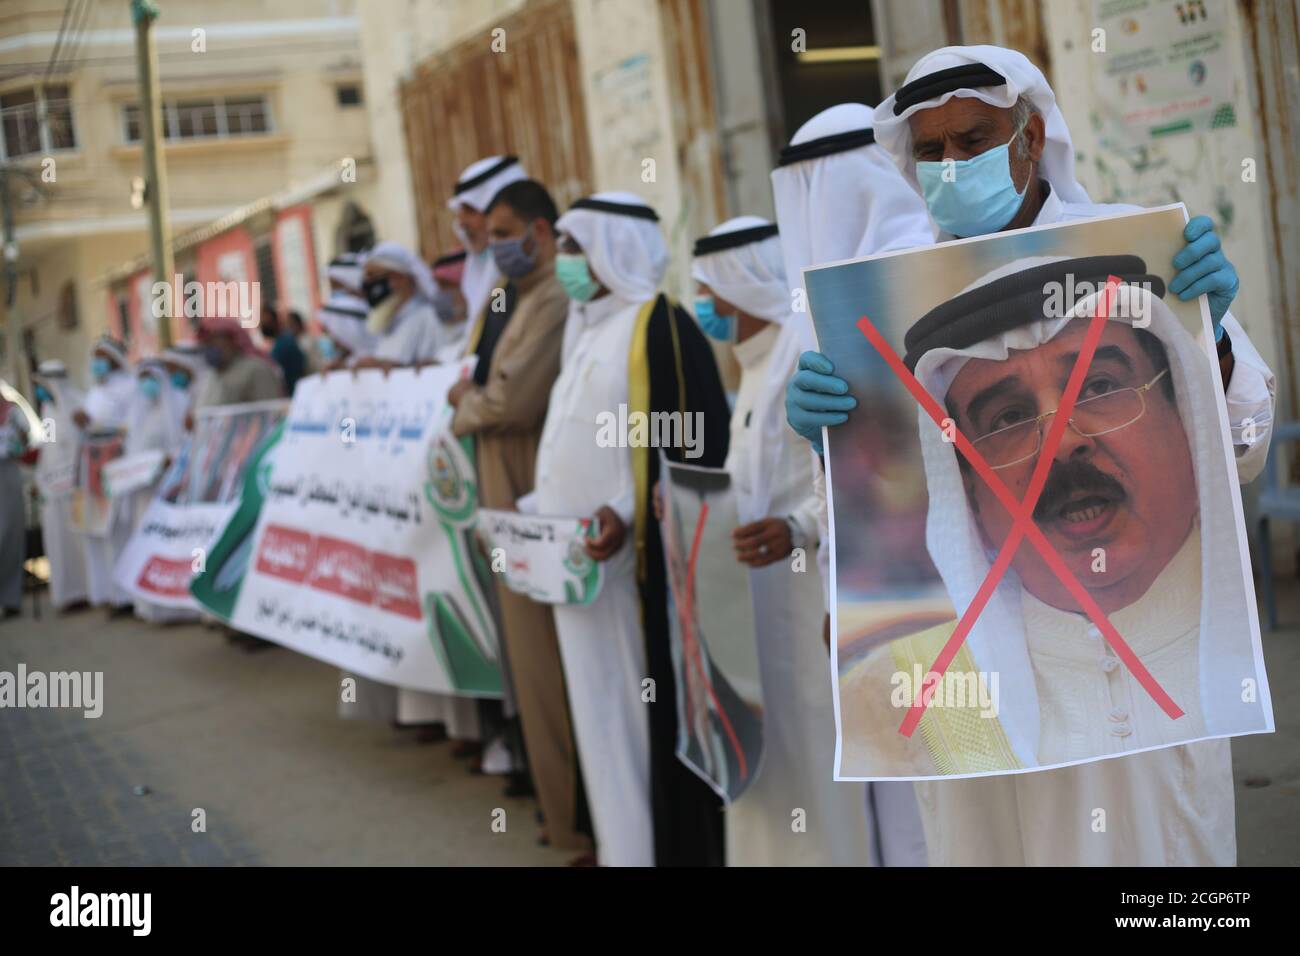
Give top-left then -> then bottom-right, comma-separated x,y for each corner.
786,351 -> 856,454
1170,215 -> 1239,340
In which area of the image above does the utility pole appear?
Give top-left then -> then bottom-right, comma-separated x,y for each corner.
131,0 -> 174,348
2,167 -> 28,393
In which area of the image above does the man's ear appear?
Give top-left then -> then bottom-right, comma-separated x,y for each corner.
1024,111 -> 1047,164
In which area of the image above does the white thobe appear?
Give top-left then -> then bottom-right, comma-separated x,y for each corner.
80,372 -> 135,607
724,324 -> 873,866
535,291 -> 653,867
35,393 -> 88,609
0,409 -> 29,611
912,188 -> 1276,866
370,300 -> 453,366
127,391 -> 192,623
460,250 -> 500,333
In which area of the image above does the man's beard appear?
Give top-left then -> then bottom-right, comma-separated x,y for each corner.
1032,457 -> 1128,527
366,294 -> 402,336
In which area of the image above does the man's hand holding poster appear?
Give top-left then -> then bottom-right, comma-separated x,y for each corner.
805,205 -> 1273,780
190,363 -> 504,698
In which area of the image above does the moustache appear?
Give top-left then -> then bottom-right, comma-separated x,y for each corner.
1033,458 -> 1127,523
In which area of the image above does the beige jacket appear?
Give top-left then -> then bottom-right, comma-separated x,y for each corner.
451,266 -> 569,509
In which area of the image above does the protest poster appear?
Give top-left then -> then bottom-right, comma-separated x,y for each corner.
190,363 -> 504,698
805,204 -> 1273,781
115,401 -> 287,610
659,458 -> 763,803
101,449 -> 166,498
70,431 -> 125,536
476,509 -> 602,606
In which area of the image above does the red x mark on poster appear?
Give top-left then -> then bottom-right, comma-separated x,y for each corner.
852,276 -> 1184,737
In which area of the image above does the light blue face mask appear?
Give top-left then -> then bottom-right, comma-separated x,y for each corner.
694,295 -> 733,341
90,356 -> 111,381
915,131 -> 1029,238
139,376 -> 161,401
318,337 -> 337,361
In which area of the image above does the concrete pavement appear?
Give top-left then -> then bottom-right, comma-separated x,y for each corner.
0,606 -> 569,866
1,581 -> 1297,865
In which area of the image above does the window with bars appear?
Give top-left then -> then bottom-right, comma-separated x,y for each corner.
0,84 -> 76,159
122,94 -> 272,144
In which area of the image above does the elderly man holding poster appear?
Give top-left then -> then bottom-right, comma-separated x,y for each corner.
787,46 -> 1276,866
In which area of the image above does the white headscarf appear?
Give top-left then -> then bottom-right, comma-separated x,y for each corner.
556,191 -> 668,303
32,361 -> 83,491
913,258 -> 1265,763
317,289 -> 377,356
92,334 -> 128,370
126,361 -> 184,457
873,45 -> 1091,207
327,252 -> 365,294
690,216 -> 790,323
445,155 -> 528,213
692,217 -> 802,523
364,240 -> 436,303
448,158 -> 527,325
771,103 -> 935,350
83,337 -> 134,431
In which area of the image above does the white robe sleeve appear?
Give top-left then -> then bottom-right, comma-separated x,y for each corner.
1220,312 -> 1275,484
813,450 -> 831,610
606,457 -> 637,529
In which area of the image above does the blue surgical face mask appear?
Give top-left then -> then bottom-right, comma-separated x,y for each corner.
170,370 -> 191,390
915,131 -> 1029,238
91,356 -> 111,381
35,385 -> 52,405
318,337 -> 337,361
555,253 -> 599,303
203,345 -> 225,369
139,376 -> 161,401
694,295 -> 733,341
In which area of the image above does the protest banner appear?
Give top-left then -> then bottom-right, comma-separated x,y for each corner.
476,509 -> 602,606
659,458 -> 763,803
190,363 -> 503,698
114,402 -> 287,610
805,204 -> 1273,780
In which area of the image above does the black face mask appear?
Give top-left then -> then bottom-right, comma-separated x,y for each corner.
363,275 -> 393,307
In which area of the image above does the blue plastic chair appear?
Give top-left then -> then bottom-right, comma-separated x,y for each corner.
1255,421 -> 1300,629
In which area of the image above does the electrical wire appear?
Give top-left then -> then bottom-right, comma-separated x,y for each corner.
42,0 -> 79,82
